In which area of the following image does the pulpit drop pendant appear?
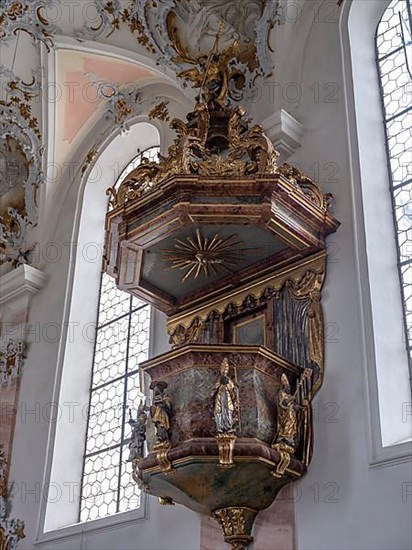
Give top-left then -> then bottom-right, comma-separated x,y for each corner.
104,49 -> 339,550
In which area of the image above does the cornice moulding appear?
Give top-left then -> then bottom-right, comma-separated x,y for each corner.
0,265 -> 47,309
261,109 -> 305,160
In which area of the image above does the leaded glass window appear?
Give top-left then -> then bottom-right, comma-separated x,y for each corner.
376,0 -> 412,372
80,146 -> 160,522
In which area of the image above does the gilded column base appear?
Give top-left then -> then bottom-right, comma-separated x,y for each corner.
215,433 -> 236,467
212,507 -> 257,550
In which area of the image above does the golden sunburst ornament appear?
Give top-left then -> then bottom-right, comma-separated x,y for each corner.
163,229 -> 247,283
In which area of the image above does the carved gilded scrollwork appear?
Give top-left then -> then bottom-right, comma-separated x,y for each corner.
278,163 -> 334,211
169,318 -> 203,348
154,442 -> 174,475
228,106 -> 279,173
109,96 -> 282,205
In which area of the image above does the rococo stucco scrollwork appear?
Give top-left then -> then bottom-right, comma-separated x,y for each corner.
0,445 -> 25,550
76,0 -> 282,101
0,0 -> 60,49
0,339 -> 24,387
85,72 -> 171,133
0,66 -> 43,269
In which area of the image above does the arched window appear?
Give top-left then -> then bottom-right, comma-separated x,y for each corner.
80,146 -> 160,522
42,125 -> 161,535
376,0 -> 412,374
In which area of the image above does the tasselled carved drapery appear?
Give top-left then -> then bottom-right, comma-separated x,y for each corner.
168,267 -> 325,374
288,271 -> 325,383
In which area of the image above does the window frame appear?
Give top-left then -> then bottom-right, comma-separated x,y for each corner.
375,0 -> 412,382
340,0 -> 412,467
40,121 -> 162,540
79,146 -> 160,523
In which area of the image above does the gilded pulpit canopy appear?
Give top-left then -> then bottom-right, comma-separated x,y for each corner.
104,23 -> 339,550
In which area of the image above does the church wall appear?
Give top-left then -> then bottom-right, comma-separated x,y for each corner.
289,3 -> 412,549
2,1 -> 411,550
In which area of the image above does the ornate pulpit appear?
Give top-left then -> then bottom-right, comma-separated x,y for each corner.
104,51 -> 339,549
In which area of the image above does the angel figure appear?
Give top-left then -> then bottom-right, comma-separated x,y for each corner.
212,357 -> 238,433
178,40 -> 243,109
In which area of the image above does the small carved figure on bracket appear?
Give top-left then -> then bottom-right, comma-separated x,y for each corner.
273,373 -> 299,450
212,357 -> 238,434
273,369 -> 313,451
127,400 -> 149,462
272,369 -> 313,477
150,381 -> 173,444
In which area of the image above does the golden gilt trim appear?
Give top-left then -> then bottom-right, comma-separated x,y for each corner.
215,434 -> 237,467
167,252 -> 325,332
140,453 -> 302,478
153,442 -> 174,475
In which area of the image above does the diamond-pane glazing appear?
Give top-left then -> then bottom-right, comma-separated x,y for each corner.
377,0 -> 412,364
80,147 -> 159,522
